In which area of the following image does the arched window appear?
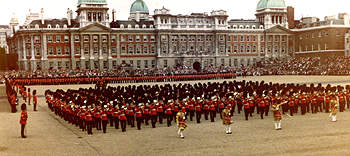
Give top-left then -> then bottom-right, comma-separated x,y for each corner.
63,24 -> 67,28
35,24 -> 39,29
239,25 -> 244,29
48,24 -> 52,28
56,24 -> 60,28
120,24 -> 124,28
135,24 -> 139,28
142,24 -> 147,28
245,25 -> 250,29
232,25 -> 237,29
128,24 -> 132,28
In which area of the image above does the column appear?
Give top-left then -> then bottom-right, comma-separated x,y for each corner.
42,34 -> 48,70
30,35 -> 36,71
80,34 -> 86,69
272,35 -> 275,58
257,34 -> 261,60
157,34 -> 161,68
22,36 -> 28,70
90,34 -> 94,69
98,34 -> 104,70
116,34 -> 121,65
286,35 -> 289,58
279,35 -> 282,58
17,38 -> 21,70
108,34 -> 113,70
70,33 -> 76,70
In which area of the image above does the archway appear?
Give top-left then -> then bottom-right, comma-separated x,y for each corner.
193,61 -> 201,72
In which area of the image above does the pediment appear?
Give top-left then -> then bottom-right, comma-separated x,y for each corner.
79,23 -> 111,32
265,25 -> 291,34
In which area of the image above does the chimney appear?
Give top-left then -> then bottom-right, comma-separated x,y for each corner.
41,8 -> 44,25
135,11 -> 140,22
112,9 -> 116,22
67,8 -> 71,26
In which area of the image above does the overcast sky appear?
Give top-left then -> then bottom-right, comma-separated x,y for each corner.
1,0 -> 350,25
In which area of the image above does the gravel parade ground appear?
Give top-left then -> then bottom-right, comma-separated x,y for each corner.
2,76 -> 350,156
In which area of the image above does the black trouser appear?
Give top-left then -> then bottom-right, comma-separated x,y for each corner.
114,117 -> 119,129
249,106 -> 253,117
290,106 -> 294,116
210,110 -> 215,122
340,102 -> 345,112
96,118 -> 101,130
34,102 -> 37,111
158,113 -> 163,124
120,120 -> 126,132
244,108 -> 249,120
87,121 -> 93,135
318,102 -> 323,112
21,124 -> 26,138
102,120 -> 108,133
151,115 -> 157,128
108,115 -> 113,127
130,116 -> 135,127
189,110 -> 195,121
173,112 -> 178,122
265,105 -> 270,116
306,103 -> 310,113
136,117 -> 142,130
260,107 -> 265,119
166,114 -> 172,127
204,110 -> 209,120
311,104 -> 317,113
219,108 -> 223,118
325,103 -> 330,113
196,111 -> 201,123
237,104 -> 242,114
144,114 -> 150,125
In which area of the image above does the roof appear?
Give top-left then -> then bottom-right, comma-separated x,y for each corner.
28,19 -> 80,28
0,25 -> 9,29
257,0 -> 286,10
110,20 -> 154,28
78,0 -> 107,5
130,0 -> 149,13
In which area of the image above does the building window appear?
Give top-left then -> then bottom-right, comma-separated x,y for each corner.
94,61 -> 99,69
34,36 -> 40,43
143,35 -> 148,42
150,35 -> 155,42
137,60 -> 141,68
111,35 -> 116,42
221,59 -> 225,66
64,47 -> 70,55
233,36 -> 238,41
102,36 -> 107,42
234,44 -> 238,53
48,47 -> 53,55
65,61 -> 70,69
240,45 -> 244,53
76,61 -> 80,69
128,46 -> 134,54
56,47 -> 62,55
112,47 -> 117,55
227,46 -> 231,53
84,46 -> 89,54
143,46 -> 148,54
103,46 -> 107,54
227,36 -> 231,42
136,45 -> 141,54
152,60 -> 156,68
253,45 -> 257,53
121,35 -> 126,42
151,45 -> 155,54
136,35 -> 141,42
103,61 -> 108,69
94,46 -> 98,54
75,47 -> 80,55
128,35 -> 133,42
57,61 -> 62,69
164,60 -> 168,68
240,36 -> 244,42
64,35 -> 69,42
247,36 -> 250,42
112,61 -> 117,68
84,36 -> 89,42
253,36 -> 256,42
121,45 -> 126,54
75,35 -> 80,42
144,60 -> 148,68
56,35 -> 61,42
260,36 -> 264,42
247,45 -> 250,53
35,46 -> 41,56
129,60 -> 134,67
48,35 -> 53,43
93,36 -> 98,42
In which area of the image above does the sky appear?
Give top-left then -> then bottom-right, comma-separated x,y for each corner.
1,0 -> 350,25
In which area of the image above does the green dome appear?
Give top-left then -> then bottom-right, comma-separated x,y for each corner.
130,0 -> 149,13
257,0 -> 286,10
78,0 -> 107,5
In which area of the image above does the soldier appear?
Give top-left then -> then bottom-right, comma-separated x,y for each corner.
176,108 -> 187,139
33,90 -> 38,111
150,105 -> 157,128
195,99 -> 202,123
135,105 -> 143,130
101,106 -> 108,133
221,106 -> 232,134
271,102 -> 286,130
243,98 -> 250,121
86,110 -> 93,135
165,103 -> 173,127
119,108 -> 127,132
203,100 -> 209,120
258,96 -> 265,119
113,106 -> 119,129
94,108 -> 102,130
329,94 -> 339,122
20,103 -> 28,138
209,99 -> 216,122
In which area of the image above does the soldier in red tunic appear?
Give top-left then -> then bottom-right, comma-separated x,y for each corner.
119,108 -> 127,132
85,110 -> 93,135
165,102 -> 173,127
33,90 -> 38,111
20,104 -> 28,138
135,105 -> 143,130
101,106 -> 108,133
27,88 -> 31,106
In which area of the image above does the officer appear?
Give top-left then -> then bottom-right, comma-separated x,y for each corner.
20,103 -> 28,138
33,90 -> 38,111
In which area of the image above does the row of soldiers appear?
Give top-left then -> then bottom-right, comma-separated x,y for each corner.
45,80 -> 349,135
12,73 -> 236,86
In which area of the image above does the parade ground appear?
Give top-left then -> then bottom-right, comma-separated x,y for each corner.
2,76 -> 350,156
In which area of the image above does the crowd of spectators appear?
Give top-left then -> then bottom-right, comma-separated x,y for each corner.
2,56 -> 350,84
